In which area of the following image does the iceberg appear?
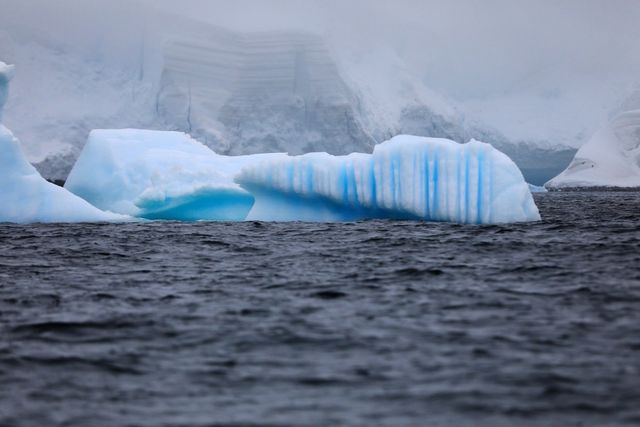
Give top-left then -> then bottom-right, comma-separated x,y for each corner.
0,62 -> 126,224
66,130 -> 538,224
237,136 -> 540,224
546,99 -> 640,189
528,183 -> 548,193
64,130 -> 280,221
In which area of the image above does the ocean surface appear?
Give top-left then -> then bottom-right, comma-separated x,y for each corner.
1,192 -> 639,427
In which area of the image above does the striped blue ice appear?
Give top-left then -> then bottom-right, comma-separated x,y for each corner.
237,136 -> 540,224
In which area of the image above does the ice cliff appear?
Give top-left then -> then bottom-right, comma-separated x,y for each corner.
157,29 -> 375,156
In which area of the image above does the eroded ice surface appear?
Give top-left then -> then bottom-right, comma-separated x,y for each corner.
64,130 -> 279,221
237,136 -> 540,224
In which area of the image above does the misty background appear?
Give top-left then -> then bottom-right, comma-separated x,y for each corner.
0,0 -> 639,183
151,0 -> 640,138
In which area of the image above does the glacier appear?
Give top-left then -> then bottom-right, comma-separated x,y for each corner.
0,62 -> 126,224
64,129 -> 282,221
237,136 -> 540,223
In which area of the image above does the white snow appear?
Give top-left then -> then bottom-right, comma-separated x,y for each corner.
0,62 -> 126,224
237,136 -> 540,224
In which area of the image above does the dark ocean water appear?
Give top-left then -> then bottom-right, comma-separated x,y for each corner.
0,192 -> 639,427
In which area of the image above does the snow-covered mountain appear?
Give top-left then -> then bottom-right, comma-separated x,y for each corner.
547,89 -> 640,189
0,0 -> 576,184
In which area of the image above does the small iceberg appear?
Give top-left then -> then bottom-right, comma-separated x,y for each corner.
528,183 -> 548,193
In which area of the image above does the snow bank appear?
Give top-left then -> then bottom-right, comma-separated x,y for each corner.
237,136 -> 540,223
0,62 -> 126,224
64,130 -> 268,221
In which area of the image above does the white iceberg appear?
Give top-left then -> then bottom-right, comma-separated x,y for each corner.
64,129 -> 279,221
547,91 -> 640,189
0,62 -> 126,224
237,136 -> 540,224
528,183 -> 548,193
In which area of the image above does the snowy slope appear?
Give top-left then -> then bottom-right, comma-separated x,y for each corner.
546,90 -> 640,189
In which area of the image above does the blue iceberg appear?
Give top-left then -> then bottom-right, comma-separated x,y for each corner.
64,129 -> 280,221
66,130 -> 539,224
237,136 -> 541,224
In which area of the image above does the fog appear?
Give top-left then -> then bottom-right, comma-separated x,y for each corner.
149,0 -> 640,98
1,0 -> 639,146
144,0 -> 640,144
